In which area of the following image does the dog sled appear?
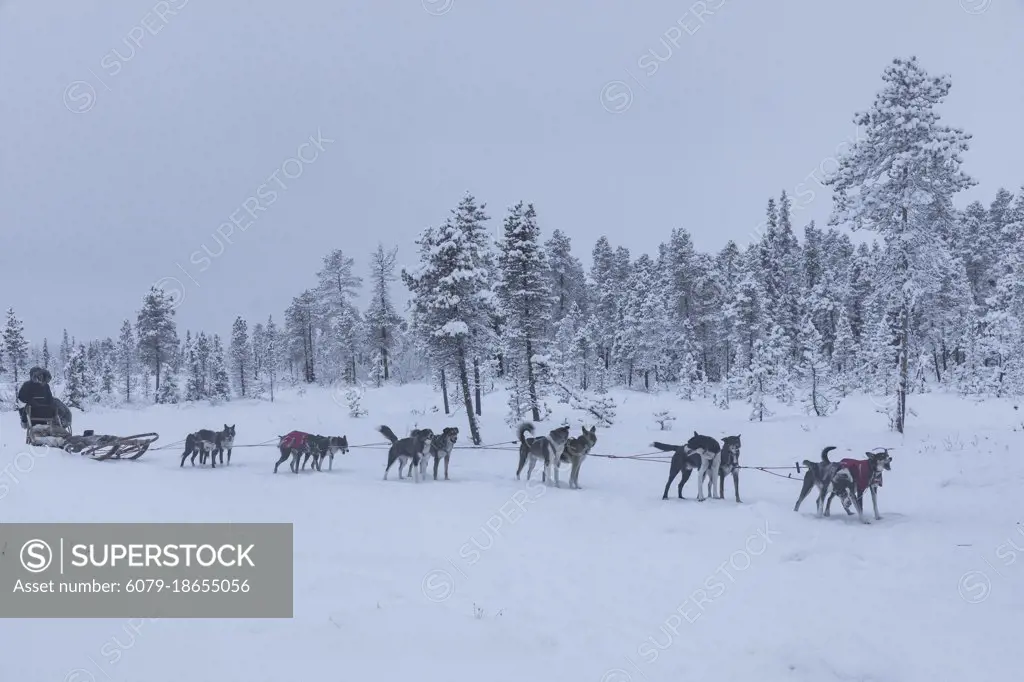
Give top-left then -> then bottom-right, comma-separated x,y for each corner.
61,430 -> 160,460
24,417 -> 158,461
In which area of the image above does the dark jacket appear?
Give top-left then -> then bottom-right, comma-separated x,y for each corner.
18,380 -> 55,419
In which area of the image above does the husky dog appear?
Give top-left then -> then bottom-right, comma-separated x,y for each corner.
717,435 -> 742,503
275,430 -> 314,474
793,446 -> 844,515
829,450 -> 893,523
794,446 -> 893,523
181,425 -> 235,469
429,427 -> 460,480
199,424 -> 236,466
561,425 -> 597,490
653,432 -> 722,501
516,422 -> 572,487
307,435 -> 349,471
379,425 -> 434,482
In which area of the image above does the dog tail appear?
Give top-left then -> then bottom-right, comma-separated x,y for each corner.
820,446 -> 837,462
650,442 -> 679,452
377,425 -> 399,444
183,432 -> 195,453
517,422 -> 535,445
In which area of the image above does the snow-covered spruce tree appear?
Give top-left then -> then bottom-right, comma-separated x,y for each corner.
184,332 -> 203,402
3,307 -> 28,384
764,324 -> 796,405
63,344 -> 89,410
229,316 -> 251,397
589,236 -> 619,375
116,320 -> 137,403
614,254 -> 669,389
250,322 -> 266,399
284,290 -> 318,383
59,330 -> 72,382
825,56 -> 975,432
41,338 -> 51,373
746,338 -> 774,422
316,249 -> 364,384
496,201 -> 551,423
832,305 -> 856,397
402,195 -> 495,445
263,315 -> 280,401
364,243 -> 404,385
157,367 -> 180,404
544,229 -> 589,328
136,286 -> 179,399
797,316 -> 839,417
209,334 -> 231,401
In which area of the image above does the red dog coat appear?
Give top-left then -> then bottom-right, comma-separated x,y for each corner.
840,458 -> 881,494
280,430 -> 311,450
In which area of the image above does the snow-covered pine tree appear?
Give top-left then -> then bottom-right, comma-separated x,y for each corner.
264,315 -> 280,401
285,290 -> 318,383
184,332 -> 203,402
248,323 -> 266,399
63,344 -> 89,410
157,367 -> 180,404
364,243 -> 403,385
116,320 -> 137,402
614,254 -> 668,390
41,338 -> 51,373
544,229 -> 588,326
229,316 -> 251,397
797,316 -> 839,416
59,329 -> 72,382
135,286 -> 179,399
3,307 -> 28,383
589,236 -> 619,373
496,201 -> 551,423
316,249 -> 363,384
832,305 -> 856,397
746,338 -> 774,422
402,194 -> 495,445
209,334 -> 230,401
825,56 -> 975,432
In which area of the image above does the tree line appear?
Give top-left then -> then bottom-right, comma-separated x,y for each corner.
2,57 -> 1020,440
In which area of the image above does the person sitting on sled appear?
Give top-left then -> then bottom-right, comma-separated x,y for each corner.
18,366 -> 56,426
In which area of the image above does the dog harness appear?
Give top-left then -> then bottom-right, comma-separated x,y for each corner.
280,430 -> 311,450
839,458 -> 881,494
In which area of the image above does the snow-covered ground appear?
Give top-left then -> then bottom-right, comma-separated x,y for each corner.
1,385 -> 1021,681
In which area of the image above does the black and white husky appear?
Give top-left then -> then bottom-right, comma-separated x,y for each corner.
301,435 -> 350,471
429,427 -> 459,480
716,435 -> 742,503
379,425 -> 433,482
181,424 -> 236,468
561,425 -> 597,490
654,432 -> 721,501
516,422 -> 572,487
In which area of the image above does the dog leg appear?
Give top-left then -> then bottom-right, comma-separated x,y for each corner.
227,447 -> 232,465
433,456 -> 440,481
871,487 -> 881,520
444,454 -> 450,481
662,466 -> 678,500
679,469 -> 692,499
696,460 -> 708,501
733,470 -> 741,503
794,475 -> 815,512
273,450 -> 290,474
527,455 -> 537,482
709,452 -> 721,498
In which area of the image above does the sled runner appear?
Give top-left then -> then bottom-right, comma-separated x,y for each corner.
61,431 -> 160,460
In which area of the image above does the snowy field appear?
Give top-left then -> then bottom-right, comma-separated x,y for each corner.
1,385 -> 1022,681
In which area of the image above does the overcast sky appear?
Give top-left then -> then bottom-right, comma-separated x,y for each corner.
1,0 -> 1021,345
